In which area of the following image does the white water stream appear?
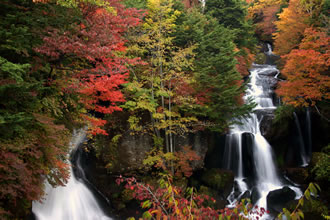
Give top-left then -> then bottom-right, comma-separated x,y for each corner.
225,45 -> 302,217
32,129 -> 111,220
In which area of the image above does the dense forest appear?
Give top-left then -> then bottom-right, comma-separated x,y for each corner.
0,0 -> 329,219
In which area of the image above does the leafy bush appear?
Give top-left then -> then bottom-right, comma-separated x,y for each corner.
312,145 -> 330,182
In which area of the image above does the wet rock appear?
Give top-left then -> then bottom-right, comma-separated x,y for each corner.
251,187 -> 261,204
258,68 -> 278,77
284,167 -> 309,185
241,132 -> 256,178
267,186 -> 296,213
264,77 -> 278,90
255,109 -> 275,138
238,190 -> 251,201
265,54 -> 280,65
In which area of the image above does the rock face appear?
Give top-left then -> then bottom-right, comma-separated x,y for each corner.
267,186 -> 296,213
251,187 -> 261,204
173,131 -> 209,169
255,109 -> 276,138
116,131 -> 209,172
117,133 -> 153,172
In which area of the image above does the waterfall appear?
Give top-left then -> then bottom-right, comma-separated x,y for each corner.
306,108 -> 312,160
32,129 -> 111,220
265,43 -> 273,56
224,44 -> 302,215
293,112 -> 308,166
292,109 -> 312,167
199,0 -> 206,9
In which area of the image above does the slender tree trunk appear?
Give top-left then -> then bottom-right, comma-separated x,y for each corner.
169,81 -> 173,153
169,81 -> 174,175
151,70 -> 161,138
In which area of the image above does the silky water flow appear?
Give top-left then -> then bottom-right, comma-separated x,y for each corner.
32,129 -> 111,220
224,45 -> 302,218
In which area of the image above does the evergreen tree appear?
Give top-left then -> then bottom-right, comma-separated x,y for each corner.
175,9 -> 254,131
205,0 -> 256,49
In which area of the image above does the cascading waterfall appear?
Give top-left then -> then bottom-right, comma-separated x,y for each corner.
32,129 -> 111,220
292,109 -> 312,167
293,112 -> 308,167
265,43 -> 272,56
224,44 -> 301,215
306,108 -> 312,159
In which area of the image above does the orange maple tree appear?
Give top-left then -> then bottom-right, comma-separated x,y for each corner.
273,0 -> 309,55
276,27 -> 330,107
248,0 -> 282,41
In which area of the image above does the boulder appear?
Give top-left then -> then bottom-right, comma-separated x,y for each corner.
263,77 -> 278,90
251,187 -> 261,204
238,190 -> 251,201
267,186 -> 296,213
258,68 -> 278,77
241,132 -> 256,178
255,109 -> 275,138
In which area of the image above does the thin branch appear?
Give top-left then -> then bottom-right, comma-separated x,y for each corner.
137,182 -> 169,216
314,104 -> 330,122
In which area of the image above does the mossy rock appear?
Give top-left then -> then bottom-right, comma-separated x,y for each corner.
254,52 -> 267,64
201,168 -> 234,192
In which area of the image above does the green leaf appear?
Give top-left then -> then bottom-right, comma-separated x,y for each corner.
142,200 -> 152,209
142,211 -> 152,219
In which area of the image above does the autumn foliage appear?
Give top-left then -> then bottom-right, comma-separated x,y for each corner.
277,28 -> 330,107
36,0 -> 144,135
273,0 -> 309,55
116,175 -> 267,220
248,0 -> 282,41
0,115 -> 70,218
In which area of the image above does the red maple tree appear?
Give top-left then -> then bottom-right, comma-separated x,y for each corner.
36,0 -> 144,134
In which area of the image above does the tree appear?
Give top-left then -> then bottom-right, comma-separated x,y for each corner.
0,1 -> 76,217
0,0 -> 143,217
175,9 -> 254,131
205,0 -> 256,49
122,0 -> 197,153
276,27 -> 330,107
273,0 -> 310,55
35,0 -> 144,135
248,0 -> 283,41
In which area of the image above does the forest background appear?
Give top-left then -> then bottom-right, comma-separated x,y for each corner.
0,0 -> 329,219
